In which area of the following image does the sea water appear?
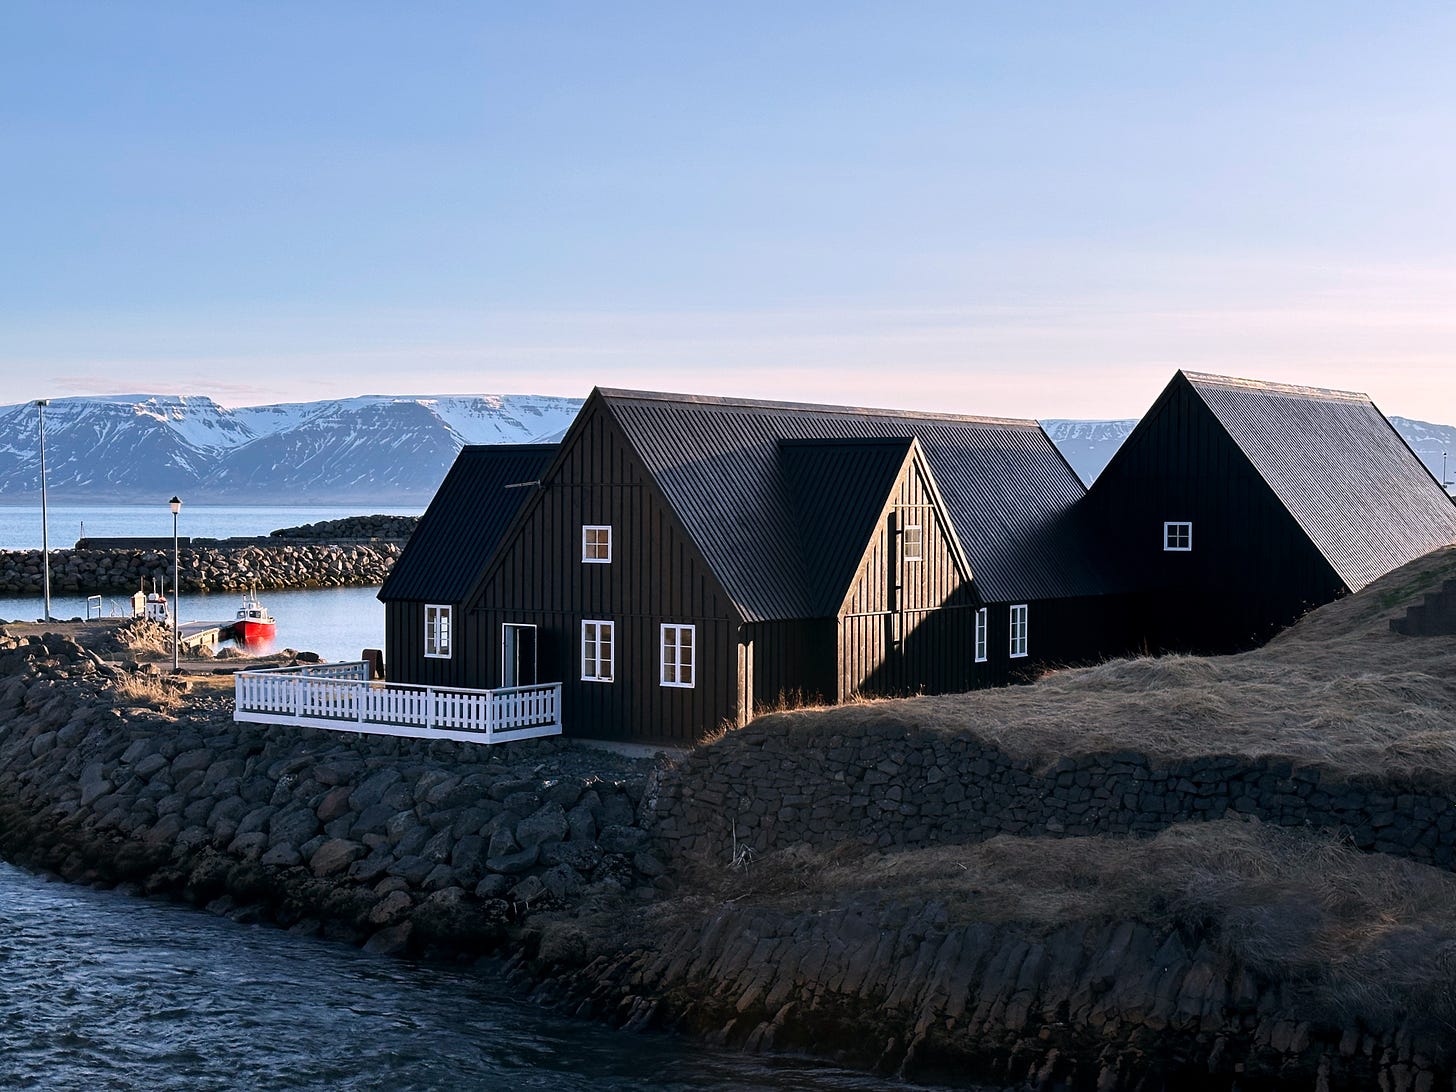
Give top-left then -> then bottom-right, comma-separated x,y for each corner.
0,862 -> 958,1091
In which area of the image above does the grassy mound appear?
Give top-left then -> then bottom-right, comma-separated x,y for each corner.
755,544 -> 1456,781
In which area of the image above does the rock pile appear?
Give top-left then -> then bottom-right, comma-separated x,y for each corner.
0,631 -> 660,957
269,515 -> 418,541
0,542 -> 401,597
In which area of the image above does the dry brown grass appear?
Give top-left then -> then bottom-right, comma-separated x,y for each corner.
753,546 -> 1456,781
110,672 -> 185,712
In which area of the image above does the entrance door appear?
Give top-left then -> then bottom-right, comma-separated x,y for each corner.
501,624 -> 537,688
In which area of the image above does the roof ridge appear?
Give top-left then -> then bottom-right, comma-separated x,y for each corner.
1181,370 -> 1371,403
596,387 -> 1041,429
779,436 -> 916,448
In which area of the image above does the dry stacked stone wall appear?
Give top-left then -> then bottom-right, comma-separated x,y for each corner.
651,714 -> 1456,873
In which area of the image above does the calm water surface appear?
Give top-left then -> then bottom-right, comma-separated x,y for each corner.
0,504 -> 421,660
0,504 -> 423,552
0,862 -> 957,1091
0,586 -> 386,663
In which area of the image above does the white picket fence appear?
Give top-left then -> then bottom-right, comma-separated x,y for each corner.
233,662 -> 561,744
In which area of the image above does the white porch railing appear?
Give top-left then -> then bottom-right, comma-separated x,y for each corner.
233,662 -> 562,744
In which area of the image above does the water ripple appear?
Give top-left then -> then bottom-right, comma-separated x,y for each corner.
0,862 -> 973,1091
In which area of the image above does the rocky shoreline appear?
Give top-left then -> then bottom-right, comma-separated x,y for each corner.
0,628 -> 663,962
0,512 -> 413,597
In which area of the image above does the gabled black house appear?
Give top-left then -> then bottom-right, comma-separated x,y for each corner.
1086,371 -> 1456,651
394,388 -> 1127,743
379,444 -> 557,689
380,371 -> 1456,743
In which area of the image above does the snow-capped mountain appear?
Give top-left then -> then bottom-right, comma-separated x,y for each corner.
1042,415 -> 1456,491
1039,419 -> 1139,486
0,394 -> 582,503
1,393 -> 1447,503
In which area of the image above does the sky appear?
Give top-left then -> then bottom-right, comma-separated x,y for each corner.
3,2 -> 1456,421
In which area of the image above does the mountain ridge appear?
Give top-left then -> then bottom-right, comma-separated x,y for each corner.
1,395 -> 1450,503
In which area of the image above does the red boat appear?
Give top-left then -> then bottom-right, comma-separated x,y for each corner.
231,590 -> 276,646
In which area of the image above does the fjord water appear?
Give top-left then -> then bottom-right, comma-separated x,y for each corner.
0,586 -> 386,663
0,504 -> 423,552
0,504 -> 420,660
0,863 -> 942,1091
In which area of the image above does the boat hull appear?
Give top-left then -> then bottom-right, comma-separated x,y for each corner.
232,619 -> 277,645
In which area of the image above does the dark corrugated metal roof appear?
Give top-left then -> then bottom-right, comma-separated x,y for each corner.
1185,371 -> 1456,591
378,444 -> 557,603
781,437 -> 915,616
599,389 -> 1114,620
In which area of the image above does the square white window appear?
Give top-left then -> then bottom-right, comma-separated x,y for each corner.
974,607 -> 988,663
581,619 -> 614,682
660,623 -> 695,688
1164,521 -> 1192,552
582,525 -> 612,563
424,604 -> 453,659
903,524 -> 923,563
1009,604 -> 1028,659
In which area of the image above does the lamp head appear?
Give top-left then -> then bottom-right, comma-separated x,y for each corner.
169,496 -> 182,515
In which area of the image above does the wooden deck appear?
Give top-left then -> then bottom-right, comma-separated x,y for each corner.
233,662 -> 562,745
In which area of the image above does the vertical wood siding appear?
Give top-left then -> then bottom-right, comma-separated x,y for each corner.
384,600 -> 473,689
1090,380 -> 1345,652
474,403 -> 739,742
838,452 -> 979,699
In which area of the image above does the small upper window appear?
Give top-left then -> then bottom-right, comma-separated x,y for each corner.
424,604 -> 452,659
903,524 -> 923,562
1164,522 -> 1192,552
583,525 -> 612,563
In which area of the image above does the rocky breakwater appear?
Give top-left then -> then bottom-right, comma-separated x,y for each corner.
269,514 -> 419,541
0,626 -> 663,960
0,541 -> 401,596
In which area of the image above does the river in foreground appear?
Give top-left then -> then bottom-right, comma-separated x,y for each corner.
0,862 -> 967,1091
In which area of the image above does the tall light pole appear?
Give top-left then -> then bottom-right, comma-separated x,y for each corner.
36,400 -> 51,622
170,496 -> 182,673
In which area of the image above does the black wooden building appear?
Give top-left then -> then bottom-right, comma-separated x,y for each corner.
379,444 -> 557,688
1086,371 -> 1456,651
444,388 -> 1127,743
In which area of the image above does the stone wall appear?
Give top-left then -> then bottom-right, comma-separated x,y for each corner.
651,714 -> 1455,873
0,542 -> 401,597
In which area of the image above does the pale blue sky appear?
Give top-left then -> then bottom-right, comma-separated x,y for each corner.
3,3 -> 1455,419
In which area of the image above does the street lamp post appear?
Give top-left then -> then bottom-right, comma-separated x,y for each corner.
170,496 -> 182,673
36,400 -> 51,622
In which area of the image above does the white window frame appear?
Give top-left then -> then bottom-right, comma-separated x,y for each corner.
424,604 -> 453,659
1009,604 -> 1028,659
1163,521 -> 1192,552
902,523 -> 923,563
974,607 -> 988,663
581,619 -> 614,682
582,524 -> 612,564
660,623 -> 696,689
